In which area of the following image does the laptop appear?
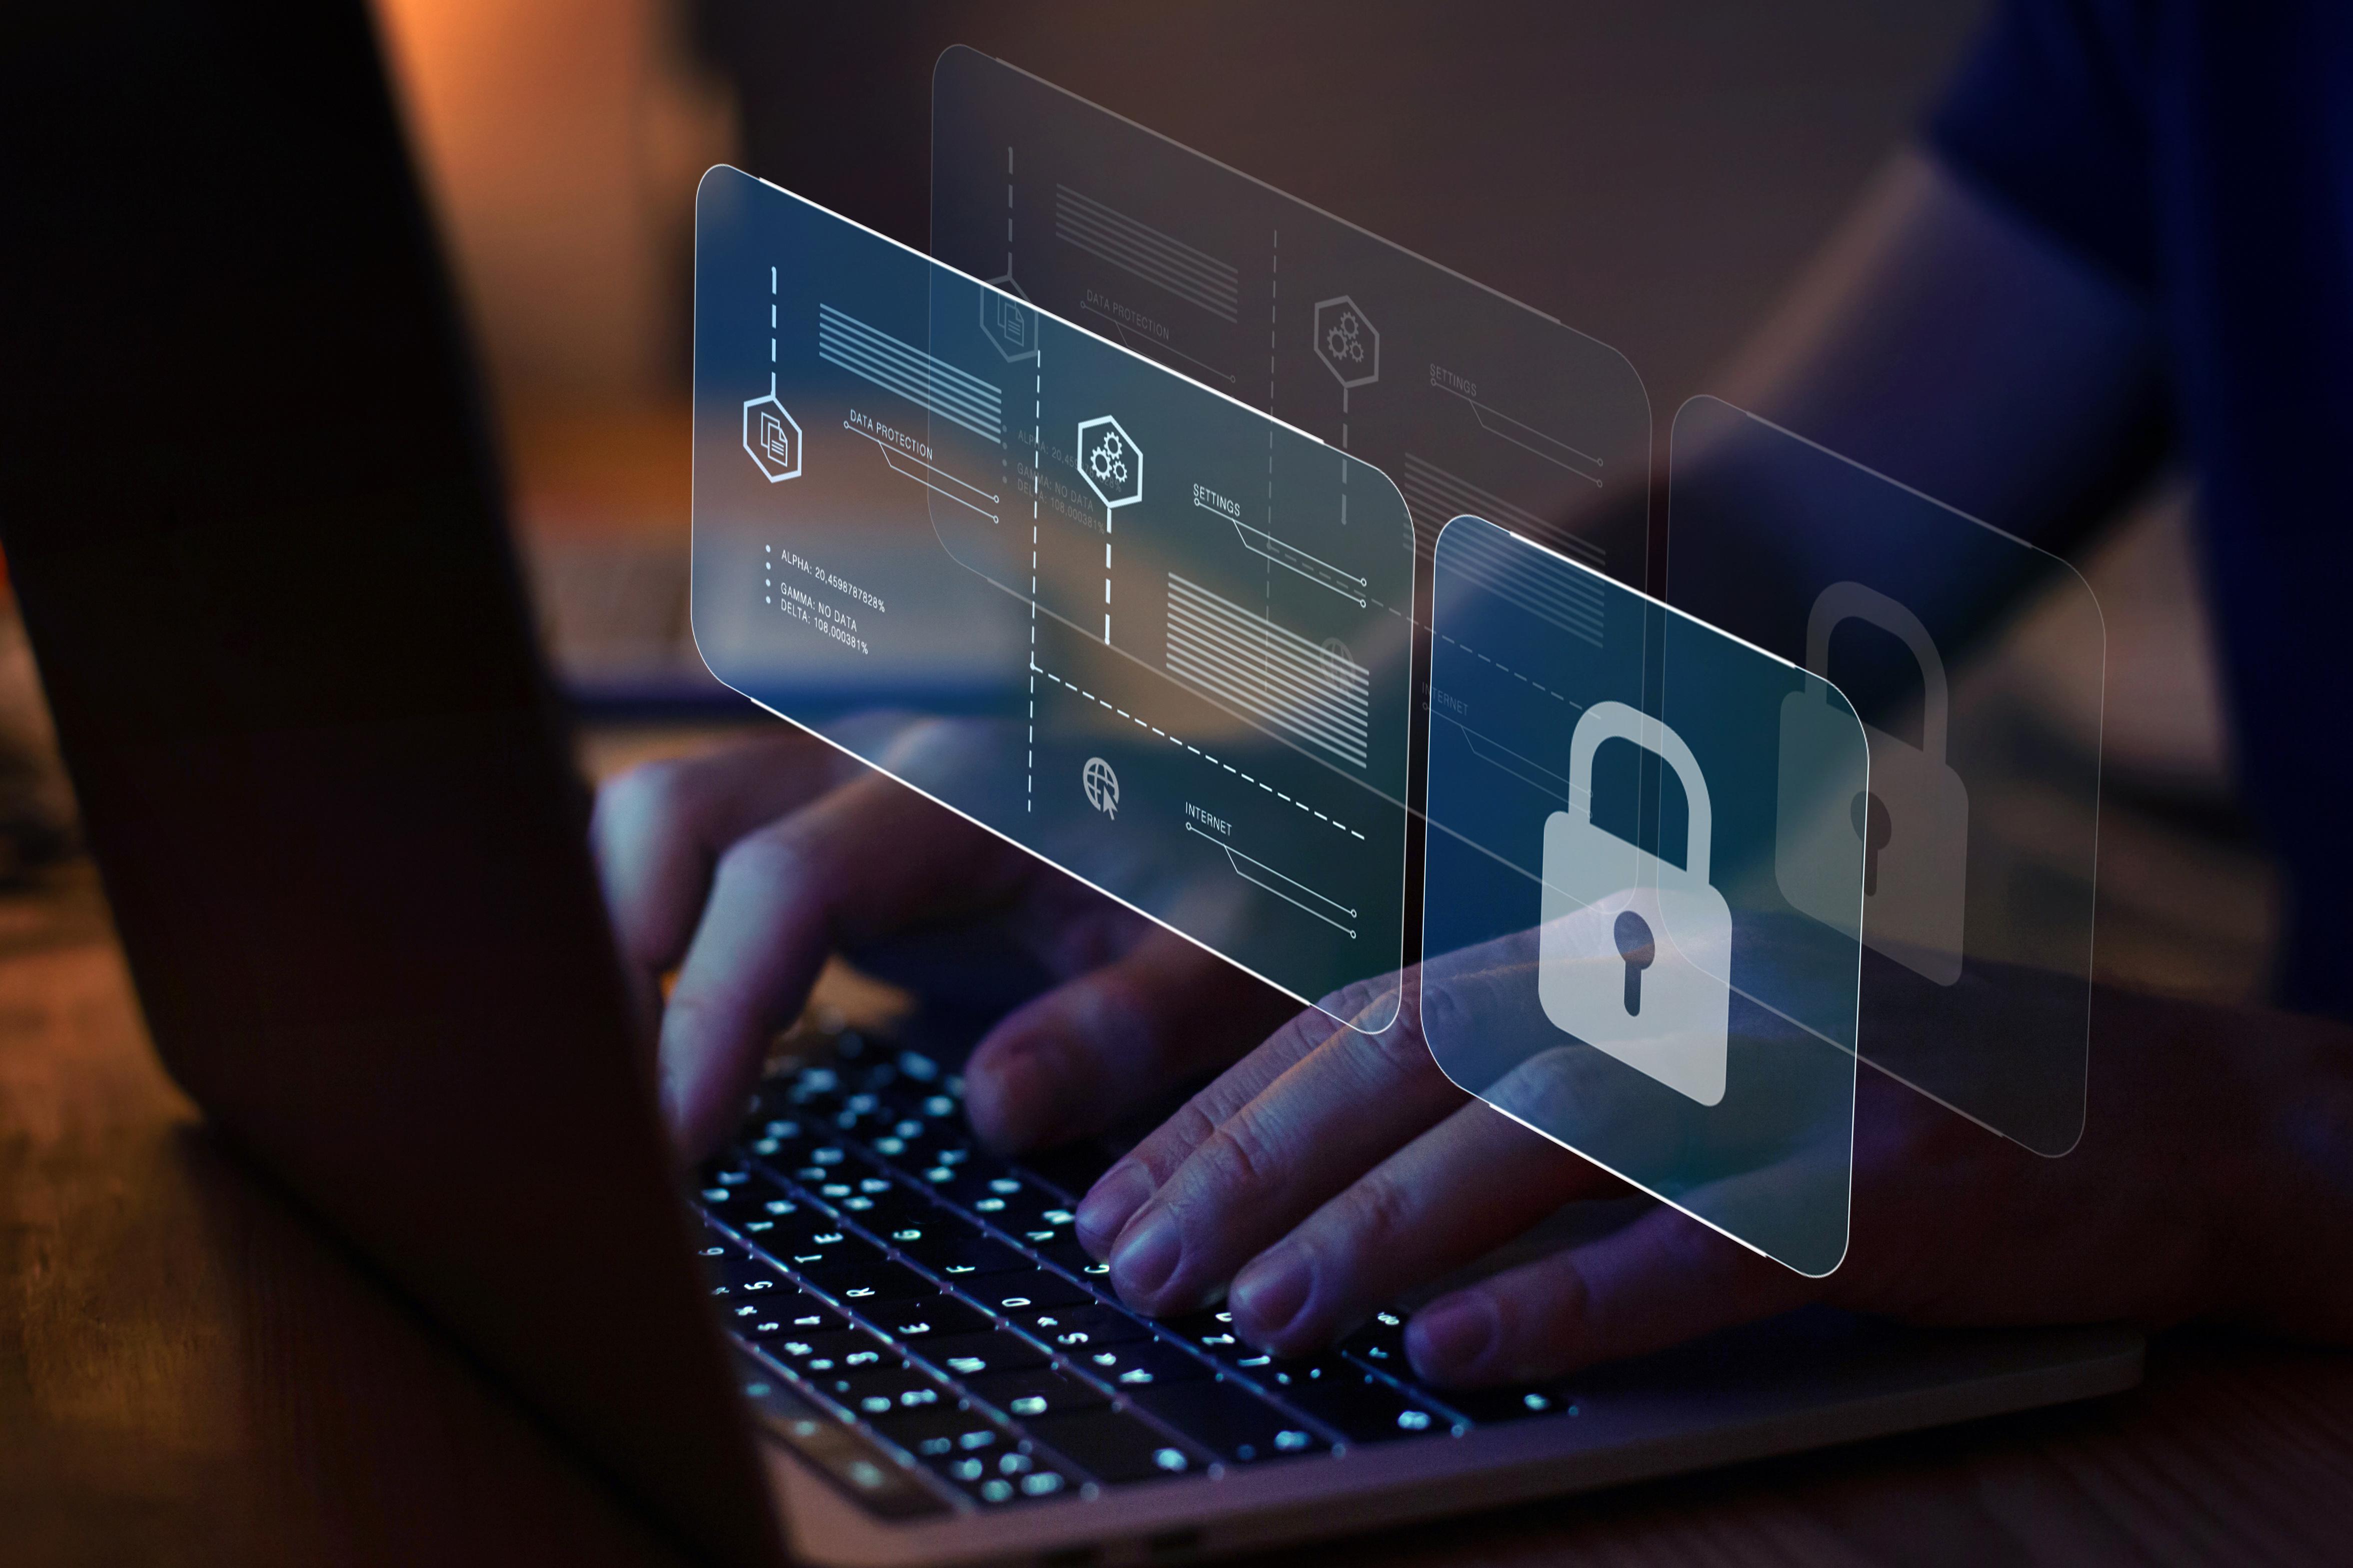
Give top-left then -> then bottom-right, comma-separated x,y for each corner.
0,4 -> 2140,1564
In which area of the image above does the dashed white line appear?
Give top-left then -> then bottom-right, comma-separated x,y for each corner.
1027,667 -> 1371,842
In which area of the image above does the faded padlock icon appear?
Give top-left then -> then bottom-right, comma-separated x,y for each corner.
1538,700 -> 1732,1106
1776,581 -> 1967,986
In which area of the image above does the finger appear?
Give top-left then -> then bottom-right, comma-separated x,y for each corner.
590,732 -> 854,982
661,766 -> 1036,1156
1073,972 -> 1404,1252
1226,1097 -> 1623,1354
961,932 -> 1295,1156
1101,980 -> 1470,1316
1404,1202 -> 1819,1386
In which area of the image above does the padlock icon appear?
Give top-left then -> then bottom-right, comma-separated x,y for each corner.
1537,701 -> 1732,1106
1776,582 -> 1967,986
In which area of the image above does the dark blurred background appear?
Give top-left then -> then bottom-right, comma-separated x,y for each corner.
12,0 -> 2256,999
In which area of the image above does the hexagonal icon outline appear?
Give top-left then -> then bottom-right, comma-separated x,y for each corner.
1076,414 -> 1143,510
981,274 -> 1039,364
742,389 -> 803,482
1313,294 -> 1380,390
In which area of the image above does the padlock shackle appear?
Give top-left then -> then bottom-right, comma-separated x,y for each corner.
1566,700 -> 1714,886
1806,580 -> 1949,762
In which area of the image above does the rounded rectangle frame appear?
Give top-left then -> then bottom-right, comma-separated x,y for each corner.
1664,396 -> 2103,1157
691,166 -> 1415,1030
1421,514 -> 1869,1276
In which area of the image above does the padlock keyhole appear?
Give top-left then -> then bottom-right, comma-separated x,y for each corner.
1614,910 -> 1656,1017
1851,790 -> 1892,896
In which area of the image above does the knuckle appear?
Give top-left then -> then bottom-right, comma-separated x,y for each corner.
1363,1008 -> 1443,1077
1191,1038 -> 1295,1124
1315,972 -> 1400,1034
1168,1097 -> 1221,1148
1141,1098 -> 1223,1182
1261,1006 -> 1333,1062
1418,975 -> 1475,1044
1312,979 -> 1372,1020
1336,1168 -> 1417,1253
1196,1114 -> 1283,1201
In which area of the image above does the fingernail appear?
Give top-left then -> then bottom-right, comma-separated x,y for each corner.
1077,1162 -> 1154,1258
1109,1206 -> 1183,1306
1407,1294 -> 1496,1381
1230,1249 -> 1313,1346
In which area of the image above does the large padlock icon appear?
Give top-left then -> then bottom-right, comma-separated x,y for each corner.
1537,701 -> 1732,1106
1776,582 -> 1967,986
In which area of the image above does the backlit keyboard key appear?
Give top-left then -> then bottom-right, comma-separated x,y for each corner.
798,1257 -> 941,1304
698,1032 -> 1503,1512
1130,1380 -> 1332,1464
1031,1240 -> 1109,1277
697,1164 -> 796,1226
948,1447 -> 1078,1505
763,1227 -> 885,1271
707,1274 -> 795,1310
1023,1408 -> 1205,1484
1161,1310 -> 1254,1364
1063,1338 -> 1217,1388
816,1362 -> 954,1420
713,1286 -> 802,1330
833,1185 -> 937,1233
870,1404 -> 1006,1462
964,1271 -> 1091,1312
1403,1381 -> 1575,1425
913,1330 -> 1051,1378
1009,1302 -> 1154,1349
764,1328 -> 893,1374
735,1355 -> 949,1520
1272,1364 -> 1455,1443
1340,1308 -> 1409,1368
963,1366 -> 1111,1420
891,1228 -> 1034,1279
731,1294 -> 843,1339
873,1296 -> 995,1342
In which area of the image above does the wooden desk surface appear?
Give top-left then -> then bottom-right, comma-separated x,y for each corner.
5,865 -> 2348,1567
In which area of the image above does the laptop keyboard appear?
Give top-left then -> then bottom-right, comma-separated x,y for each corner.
697,1028 -> 1581,1516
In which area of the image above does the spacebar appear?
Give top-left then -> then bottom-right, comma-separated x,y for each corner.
732,1349 -> 950,1519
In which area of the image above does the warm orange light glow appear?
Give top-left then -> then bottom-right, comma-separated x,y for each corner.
372,0 -> 734,412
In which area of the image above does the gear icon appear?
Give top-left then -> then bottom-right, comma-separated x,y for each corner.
1088,430 -> 1129,486
1313,296 -> 1379,390
1075,414 -> 1142,509
1325,310 -> 1365,363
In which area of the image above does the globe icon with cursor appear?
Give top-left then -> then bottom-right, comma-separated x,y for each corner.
1082,756 -> 1120,820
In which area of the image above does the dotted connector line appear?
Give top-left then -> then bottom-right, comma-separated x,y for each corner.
1264,228 -> 1277,676
1031,665 -> 1367,841
1435,632 -> 1572,704
1029,355 -> 1042,813
1359,588 -> 1572,706
1011,148 -> 1040,814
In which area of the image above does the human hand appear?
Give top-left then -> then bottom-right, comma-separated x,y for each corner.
592,725 -> 1293,1160
1073,958 -> 2353,1385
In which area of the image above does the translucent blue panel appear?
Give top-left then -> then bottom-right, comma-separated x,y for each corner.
1422,516 -> 1867,1275
693,168 -> 1413,1028
930,50 -> 1654,987
1666,398 -> 2101,1156
931,48 -> 1651,586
